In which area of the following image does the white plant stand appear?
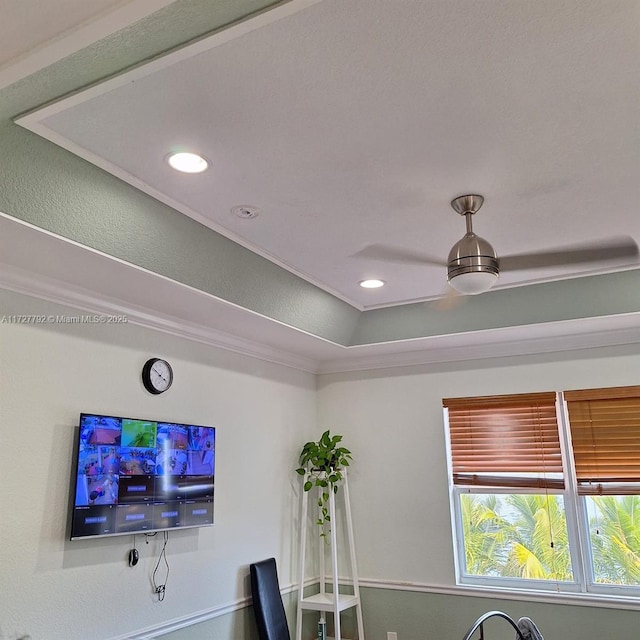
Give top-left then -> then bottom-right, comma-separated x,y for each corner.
295,469 -> 365,640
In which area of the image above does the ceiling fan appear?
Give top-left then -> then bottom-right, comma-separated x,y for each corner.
360,194 -> 639,296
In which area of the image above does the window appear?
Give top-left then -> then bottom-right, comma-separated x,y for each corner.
443,386 -> 640,597
565,387 -> 640,589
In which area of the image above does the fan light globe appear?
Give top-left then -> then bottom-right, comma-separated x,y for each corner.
448,270 -> 498,295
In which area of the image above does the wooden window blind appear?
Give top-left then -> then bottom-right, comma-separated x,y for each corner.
565,386 -> 640,495
444,392 -> 564,489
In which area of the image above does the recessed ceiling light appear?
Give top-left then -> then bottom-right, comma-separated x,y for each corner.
359,279 -> 385,289
167,152 -> 209,173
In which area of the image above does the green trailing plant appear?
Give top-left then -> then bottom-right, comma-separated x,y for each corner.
296,430 -> 352,538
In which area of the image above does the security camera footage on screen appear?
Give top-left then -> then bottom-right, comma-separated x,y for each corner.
71,413 -> 215,539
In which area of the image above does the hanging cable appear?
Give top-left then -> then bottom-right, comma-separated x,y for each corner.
151,531 -> 170,601
536,402 -> 555,551
587,402 -> 602,535
536,400 -> 562,592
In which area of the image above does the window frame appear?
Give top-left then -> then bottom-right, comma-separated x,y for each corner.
444,391 -> 640,600
450,484 -> 584,593
560,392 -> 640,598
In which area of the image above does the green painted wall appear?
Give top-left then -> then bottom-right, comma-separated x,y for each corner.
157,605 -> 262,640
354,269 -> 640,344
155,586 -> 640,640
360,587 -> 640,640
157,590 -> 307,640
156,597 -> 273,640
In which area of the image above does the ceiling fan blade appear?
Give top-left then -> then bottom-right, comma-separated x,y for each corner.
429,284 -> 466,311
352,243 -> 446,267
500,236 -> 639,271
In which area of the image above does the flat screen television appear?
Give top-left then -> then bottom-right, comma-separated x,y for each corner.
70,412 -> 215,540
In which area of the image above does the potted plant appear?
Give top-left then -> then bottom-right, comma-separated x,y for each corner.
296,430 -> 352,538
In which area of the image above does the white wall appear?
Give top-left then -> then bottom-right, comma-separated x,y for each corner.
317,345 -> 640,587
0,289 -> 316,640
5,282 -> 640,640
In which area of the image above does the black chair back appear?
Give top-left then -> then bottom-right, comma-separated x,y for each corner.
250,557 -> 290,640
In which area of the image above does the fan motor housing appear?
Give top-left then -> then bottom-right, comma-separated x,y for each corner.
447,233 -> 499,280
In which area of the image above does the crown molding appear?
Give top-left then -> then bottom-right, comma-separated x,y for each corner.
0,261 -> 321,373
3,212 -> 640,376
318,316 -> 640,374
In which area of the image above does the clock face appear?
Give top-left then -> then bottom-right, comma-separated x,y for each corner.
142,358 -> 173,394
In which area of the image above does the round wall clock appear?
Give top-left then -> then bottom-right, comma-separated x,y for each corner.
142,358 -> 173,395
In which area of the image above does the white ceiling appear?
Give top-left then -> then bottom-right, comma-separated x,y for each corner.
17,0 -> 640,310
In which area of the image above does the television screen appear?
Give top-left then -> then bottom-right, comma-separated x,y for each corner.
70,412 -> 215,540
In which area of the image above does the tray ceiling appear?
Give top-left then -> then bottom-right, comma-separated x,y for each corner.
18,0 -> 640,310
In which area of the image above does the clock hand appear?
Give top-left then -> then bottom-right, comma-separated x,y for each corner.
152,365 -> 167,381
